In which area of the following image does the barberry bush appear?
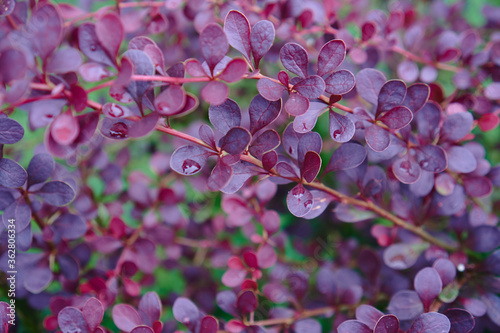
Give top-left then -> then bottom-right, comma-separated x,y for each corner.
1,0 -> 500,332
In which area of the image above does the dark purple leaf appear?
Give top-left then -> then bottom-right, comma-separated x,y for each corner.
262,151 -> 278,171
373,315 -> 399,333
293,102 -> 326,133
432,259 -> 456,287
0,158 -> 27,188
407,312 -> 451,333
95,12 -> 123,63
377,80 -> 407,116
329,111 -> 355,143
199,124 -> 216,149
57,253 -> 79,280
207,160 -> 232,191
297,132 -> 322,167
78,23 -> 114,67
463,176 -> 493,197
28,4 -> 62,61
416,145 -> 447,173
280,43 -> 309,78
155,86 -> 186,115
324,70 -> 356,95
200,315 -> 218,333
378,106 -> 413,129
100,118 -> 133,140
249,130 -> 280,158
317,39 -> 346,76
440,112 -> 473,142
337,320 -> 372,333
58,307 -> 90,333
285,93 -> 309,116
356,68 -> 386,105
170,145 -> 211,175
325,142 -> 367,173
249,94 -> 281,134
444,308 -> 474,333
355,305 -> 384,329
112,304 -> 142,332
36,181 -> 75,206
209,99 -> 241,134
220,127 -> 251,155
283,123 -> 304,159
466,226 -> 500,252
286,184 -> 313,217
365,124 -> 390,152
301,151 -> 321,183
414,267 -> 443,309
123,49 -> 154,103
138,292 -> 162,326
236,290 -> 258,314
219,58 -> 247,83
278,71 -> 289,86
257,78 -> 286,101
24,262 -> 52,293
293,75 -> 325,98
388,290 -> 424,320
200,24 -> 229,73
0,190 -> 14,211
82,298 -> 104,332
2,198 -> 31,231
201,81 -> 228,105
51,213 -> 87,240
0,49 -> 26,83
393,156 -> 421,184
224,10 -> 251,60
250,20 -> 275,68
0,118 -> 24,144
403,83 -> 430,113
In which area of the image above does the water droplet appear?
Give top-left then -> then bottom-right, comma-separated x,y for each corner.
420,160 -> 429,168
457,263 -> 465,272
157,102 -> 170,113
109,122 -> 128,139
333,130 -> 341,139
292,186 -> 305,198
110,104 -> 124,117
304,200 -> 313,209
181,159 -> 201,175
90,44 -> 97,51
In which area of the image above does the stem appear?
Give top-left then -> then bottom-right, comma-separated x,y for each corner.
251,306 -> 334,327
132,75 -> 211,83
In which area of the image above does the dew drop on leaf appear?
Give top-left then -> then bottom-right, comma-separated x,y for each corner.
181,159 -> 201,175
109,122 -> 128,139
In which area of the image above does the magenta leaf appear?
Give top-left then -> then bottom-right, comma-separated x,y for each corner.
58,307 -> 90,333
444,309 -> 474,333
338,320 -> 372,333
138,292 -> 162,327
301,151 -> 321,183
378,106 -> 413,129
356,68 -> 387,105
51,111 -> 80,146
129,112 -> 159,138
249,130 -> 280,158
325,142 -> 367,174
324,70 -> 356,95
377,80 -> 407,116
79,62 -> 113,82
200,23 -> 229,73
201,81 -> 229,105
155,85 -> 186,115
82,298 -> 104,332
285,93 -> 310,116
100,118 -> 134,140
317,39 -> 346,76
130,326 -> 154,333
207,160 -> 232,191
28,4 -> 62,61
407,312 -> 451,333
78,23 -> 115,67
262,151 -> 278,171
219,127 -> 251,155
373,315 -> 399,333
329,111 -> 355,143
219,58 -> 247,83
96,12 -> 123,64
200,315 -> 218,333
356,305 -> 384,329
293,75 -> 325,98
257,78 -> 286,101
0,158 -> 27,188
250,20 -> 275,68
260,210 -> 280,235
280,43 -> 309,78
36,181 -> 75,206
209,98 -> 241,134
0,118 -> 24,144
286,184 -> 313,217
185,58 -> 207,77
414,267 -> 443,310
0,49 -> 26,83
365,124 -> 390,151
170,145 -> 211,175
236,290 -> 258,314
224,10 -> 252,60
112,304 -> 142,332
249,94 -> 281,134
415,145 -> 447,173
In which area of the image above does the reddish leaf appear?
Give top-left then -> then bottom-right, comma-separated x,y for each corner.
262,151 -> 278,171
96,12 -> 123,63
200,315 -> 218,333
373,315 -> 399,333
220,127 -> 251,155
257,78 -> 286,101
155,86 -> 186,115
201,81 -> 228,105
249,130 -> 280,158
82,298 -> 104,332
285,93 -> 309,116
51,111 -> 80,146
378,106 -> 413,129
219,58 -> 247,82
207,160 -> 232,191
301,151 -> 321,183
78,23 -> 115,67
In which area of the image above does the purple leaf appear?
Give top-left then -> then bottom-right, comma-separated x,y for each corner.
297,132 -> 322,166
325,142 -> 367,173
377,80 -> 407,116
25,262 -> 52,293
317,39 -> 346,76
199,124 -> 216,149
262,151 -> 278,171
58,307 -> 90,333
384,243 -> 427,270
286,184 -> 313,217
432,258 -> 456,287
200,315 -> 218,333
338,320 -> 372,333
293,75 -> 325,98
303,190 -> 334,219
100,118 -> 134,140
444,308 -> 474,333
82,298 -> 104,332
249,94 -> 281,134
209,99 -> 241,134
219,127 -> 251,155
236,290 -> 258,314
185,58 -> 207,77
170,145 -> 211,175
95,12 -> 123,64
393,156 -> 421,184
200,24 -> 229,73
482,293 -> 500,326
57,254 -> 79,281
101,103 -> 131,119
276,162 -> 299,179
216,290 -> 238,316
224,10 -> 252,60
440,112 -> 474,142
2,198 -> 31,231
356,68 -> 386,105
0,117 -> 24,145
280,43 -> 309,78
201,81 -> 229,105
407,312 -> 451,333
250,20 -> 275,68
416,102 -> 442,142
129,112 -> 159,138
294,319 -> 321,333
329,111 -> 355,143
373,315 -> 399,333
355,305 -> 384,329
285,93 -> 310,116
256,243 -> 277,268
51,111 -> 80,146
78,23 -> 114,67
155,86 -> 186,115
365,124 -> 390,151
36,181 -> 75,206
260,210 -> 280,235
51,213 -> 87,240
130,326 -> 154,333
447,146 -> 477,173
403,83 -> 430,113
414,145 -> 447,173
219,58 -> 247,82
207,160 -> 232,191
293,102 -> 326,133
173,297 -> 200,329
388,290 -> 424,321
79,62 -> 113,82
414,267 -> 443,309
463,176 -> 493,197
301,151 -> 321,183
257,78 -> 286,101
138,292 -> 162,326
249,130 -> 280,158
378,106 -> 413,129
466,226 -> 500,252
112,304 -> 142,332
28,4 -> 62,61
283,123 -> 304,159
0,158 -> 27,188
122,49 -> 154,103
324,70 -> 356,95
0,0 -> 15,16
221,161 -> 256,194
